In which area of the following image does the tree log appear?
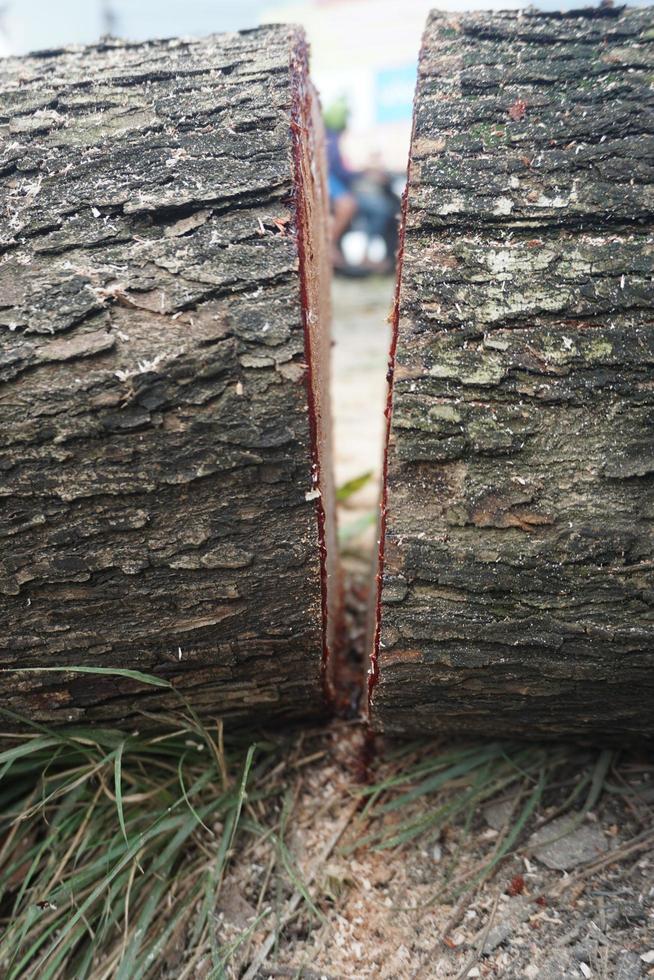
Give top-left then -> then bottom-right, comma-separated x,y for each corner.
0,27 -> 338,726
371,8 -> 654,739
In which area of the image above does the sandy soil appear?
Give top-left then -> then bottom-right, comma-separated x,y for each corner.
217,724 -> 654,980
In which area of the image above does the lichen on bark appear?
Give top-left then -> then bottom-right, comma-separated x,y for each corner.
372,8 -> 654,739
0,27 -> 335,726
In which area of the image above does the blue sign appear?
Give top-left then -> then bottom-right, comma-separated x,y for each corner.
374,64 -> 417,124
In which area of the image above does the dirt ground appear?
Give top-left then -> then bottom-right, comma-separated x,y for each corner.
218,723 -> 653,980
215,278 -> 654,980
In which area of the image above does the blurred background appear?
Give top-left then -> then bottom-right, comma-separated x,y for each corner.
1,0 -> 650,544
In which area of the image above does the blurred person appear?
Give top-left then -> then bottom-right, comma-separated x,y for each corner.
323,98 -> 357,269
100,0 -> 119,37
355,153 -> 399,274
324,99 -> 400,275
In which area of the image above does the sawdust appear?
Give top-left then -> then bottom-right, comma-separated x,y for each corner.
212,724 -> 653,979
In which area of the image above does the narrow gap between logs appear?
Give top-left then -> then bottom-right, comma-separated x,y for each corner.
309,80 -> 414,724
327,248 -> 407,720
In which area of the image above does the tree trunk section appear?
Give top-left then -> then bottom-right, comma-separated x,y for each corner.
371,8 -> 654,739
0,27 -> 338,727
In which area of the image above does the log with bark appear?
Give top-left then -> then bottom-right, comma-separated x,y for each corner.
0,27 -> 338,726
371,7 -> 654,739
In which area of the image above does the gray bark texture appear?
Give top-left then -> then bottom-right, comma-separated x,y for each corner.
0,26 -> 338,726
371,8 -> 654,739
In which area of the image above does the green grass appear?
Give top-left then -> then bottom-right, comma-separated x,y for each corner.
336,470 -> 374,503
338,510 -> 377,545
0,701 -> 308,980
348,739 -> 625,904
336,470 -> 377,546
1,672 -> 648,978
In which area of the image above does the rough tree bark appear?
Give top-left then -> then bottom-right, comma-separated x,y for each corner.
371,8 -> 654,739
0,27 -> 338,726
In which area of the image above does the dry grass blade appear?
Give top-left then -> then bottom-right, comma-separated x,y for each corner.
348,738 -> 621,911
241,797 -> 360,980
452,891 -> 500,980
0,689 -> 646,980
0,703 -> 299,979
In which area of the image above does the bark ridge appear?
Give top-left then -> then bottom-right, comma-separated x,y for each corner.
372,8 -> 654,738
0,27 -> 335,726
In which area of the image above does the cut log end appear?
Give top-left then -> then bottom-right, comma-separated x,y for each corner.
290,38 -> 342,704
370,7 -> 654,740
0,27 -> 337,728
